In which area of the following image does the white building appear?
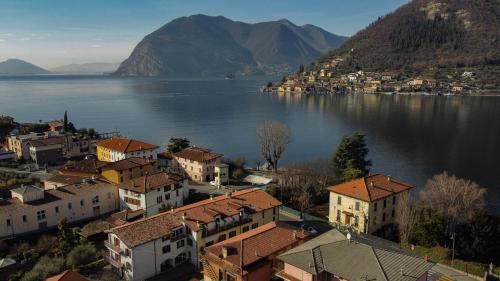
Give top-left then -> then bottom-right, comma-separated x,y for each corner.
0,179 -> 119,239
97,137 -> 160,162
119,171 -> 188,216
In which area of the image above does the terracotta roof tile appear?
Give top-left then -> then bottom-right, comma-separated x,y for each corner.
45,270 -> 88,281
97,137 -> 158,153
206,222 -> 308,269
175,188 -> 281,231
111,188 -> 281,247
120,171 -> 184,193
173,147 -> 222,162
328,174 -> 413,202
102,157 -> 155,171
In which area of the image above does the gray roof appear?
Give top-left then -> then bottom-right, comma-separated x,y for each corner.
278,229 -> 433,281
11,185 -> 43,195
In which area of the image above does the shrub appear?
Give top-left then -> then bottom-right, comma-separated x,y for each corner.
21,256 -> 65,281
67,243 -> 97,269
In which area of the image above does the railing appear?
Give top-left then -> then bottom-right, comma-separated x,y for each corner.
104,241 -> 123,254
105,255 -> 123,268
202,217 -> 252,238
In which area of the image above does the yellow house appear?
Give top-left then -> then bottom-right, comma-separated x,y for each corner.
101,157 -> 156,184
328,174 -> 413,234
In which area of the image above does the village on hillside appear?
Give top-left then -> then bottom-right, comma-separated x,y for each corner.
267,56 -> 479,96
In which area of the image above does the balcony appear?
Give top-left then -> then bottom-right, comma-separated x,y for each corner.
105,255 -> 123,268
202,217 -> 252,238
104,241 -> 123,254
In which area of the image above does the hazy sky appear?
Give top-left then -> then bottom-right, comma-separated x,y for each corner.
0,0 -> 408,69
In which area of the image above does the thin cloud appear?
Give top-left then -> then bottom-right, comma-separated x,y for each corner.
0,39 -> 5,42
90,44 -> 102,48
15,37 -> 31,41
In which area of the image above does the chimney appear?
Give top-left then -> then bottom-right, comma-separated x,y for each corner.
222,246 -> 229,259
370,181 -> 374,187
387,176 -> 391,183
210,194 -> 214,200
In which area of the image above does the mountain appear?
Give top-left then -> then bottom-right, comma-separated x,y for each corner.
0,59 -> 50,75
50,62 -> 120,74
115,15 -> 347,77
320,0 -> 500,88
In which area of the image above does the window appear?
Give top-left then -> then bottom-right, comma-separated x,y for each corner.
392,210 -> 395,218
393,196 -> 396,205
120,177 -> 123,183
68,202 -> 72,209
355,202 -> 360,211
157,188 -> 160,192
162,245 -> 171,254
273,208 -> 276,215
262,212 -> 265,219
22,215 -> 27,222
336,210 -> 341,222
165,193 -> 170,200
229,230 -> 237,238
80,200 -> 84,206
354,216 -> 359,227
217,234 -> 226,242
251,223 -> 258,229
337,196 -> 342,205
177,239 -> 185,248
187,238 -> 193,246
124,248 -> 131,257
6,219 -> 11,226
176,189 -> 179,197
382,213 -> 386,222
37,210 -> 46,220
374,202 -> 378,212
242,226 -> 249,232
164,186 -> 168,192
126,262 -> 132,271
55,206 -> 59,213
157,196 -> 163,203
383,199 -> 387,209
92,196 -> 99,204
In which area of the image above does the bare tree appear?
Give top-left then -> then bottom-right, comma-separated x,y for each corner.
419,171 -> 487,232
256,120 -> 291,172
396,195 -> 418,243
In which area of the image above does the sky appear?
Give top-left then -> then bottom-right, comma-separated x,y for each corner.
0,0 -> 408,69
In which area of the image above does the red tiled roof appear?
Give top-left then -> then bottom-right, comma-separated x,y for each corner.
111,188 -> 281,247
97,137 -> 158,153
45,270 -> 88,281
102,157 -> 155,171
328,174 -> 413,202
173,147 -> 222,162
120,171 -> 184,193
175,188 -> 281,231
60,159 -> 107,176
206,222 -> 308,268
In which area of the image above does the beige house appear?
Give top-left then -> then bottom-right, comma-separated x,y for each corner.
171,147 -> 223,182
328,174 -> 413,234
0,178 -> 119,239
7,132 -> 61,160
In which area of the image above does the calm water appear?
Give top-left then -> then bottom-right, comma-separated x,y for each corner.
1,75 -> 499,212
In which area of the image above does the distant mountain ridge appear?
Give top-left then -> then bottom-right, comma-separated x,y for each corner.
0,59 -> 50,75
50,62 -> 120,74
115,15 -> 347,77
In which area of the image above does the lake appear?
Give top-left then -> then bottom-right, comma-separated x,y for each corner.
1,75 -> 499,212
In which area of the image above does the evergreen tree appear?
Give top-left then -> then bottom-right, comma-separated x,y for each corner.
55,218 -> 76,257
332,132 -> 372,181
63,110 -> 68,133
167,137 -> 190,153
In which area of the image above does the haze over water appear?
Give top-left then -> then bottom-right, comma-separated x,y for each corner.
1,75 -> 499,212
